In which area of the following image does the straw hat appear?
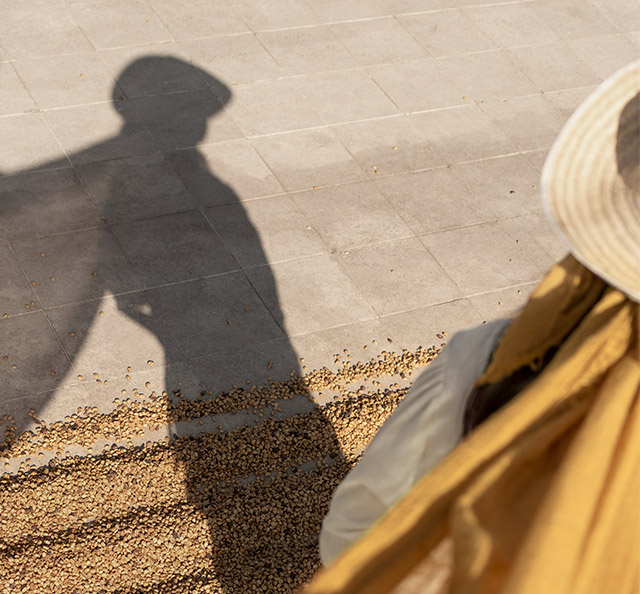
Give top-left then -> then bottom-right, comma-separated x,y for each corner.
542,60 -> 640,302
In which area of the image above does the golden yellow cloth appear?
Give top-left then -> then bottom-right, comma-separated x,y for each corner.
304,255 -> 640,594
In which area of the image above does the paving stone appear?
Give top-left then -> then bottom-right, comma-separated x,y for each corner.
70,0 -> 172,50
297,69 -> 399,125
98,46 -> 209,98
398,9 -> 498,57
166,141 -> 284,206
529,0 -> 619,41
291,181 -> 413,251
224,78 -> 324,136
0,62 -> 35,116
409,104 -> 516,164
146,272 -> 285,358
0,311 -> 74,398
380,298 -> 483,353
148,0 -> 249,39
205,195 -> 326,268
246,254 -> 376,336
497,212 -> 569,275
464,3 -> 562,48
0,245 -> 42,318
110,210 -> 240,288
504,42 -> 602,93
232,0 -> 319,30
180,34 -> 283,85
191,339 -> 301,397
375,168 -> 491,235
0,114 -> 68,175
0,168 -> 101,240
252,127 -> 367,191
0,4 -> 92,59
336,237 -> 462,316
452,155 -> 542,219
76,152 -> 196,224
332,116 -> 445,176
44,101 -> 157,166
12,228 -> 143,308
569,34 -> 640,80
13,52 -> 116,110
130,89 -> 243,151
46,292 -> 186,383
468,283 -> 538,323
479,94 -> 568,152
420,222 -> 541,295
257,26 -> 356,76
3,384 -> 94,438
368,59 -> 468,113
330,17 -> 427,66
435,51 -> 539,103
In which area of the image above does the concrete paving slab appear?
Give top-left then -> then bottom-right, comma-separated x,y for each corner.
569,33 -> 640,79
12,228 -> 143,308
468,282 -> 538,322
398,9 -> 498,57
504,42 -> 602,93
146,273 -> 286,358
99,46 -> 208,98
479,94 -> 568,152
0,114 -> 68,174
298,69 -> 400,125
0,168 -> 101,240
130,89 -> 243,150
0,63 -> 35,116
180,34 -> 282,85
463,3 -> 562,48
379,298 -> 483,353
257,26 -> 356,76
246,254 -> 376,336
0,245 -> 42,318
0,4 -> 92,60
148,0 -> 249,40
291,181 -> 413,251
368,59 -> 468,112
224,77 -> 325,136
233,0 -> 319,30
332,116 -> 444,177
76,152 -> 196,224
451,155 -> 546,219
375,168 -> 491,235
0,311 -> 74,398
330,17 -> 428,67
435,51 -> 539,103
69,0 -> 172,50
205,195 -> 326,268
251,128 -> 368,191
44,101 -> 157,165
46,292 -> 186,383
13,52 -> 116,109
110,210 -> 240,288
191,339 -> 300,397
167,141 -> 284,205
409,104 -> 516,164
336,237 -> 462,316
420,222 -> 542,295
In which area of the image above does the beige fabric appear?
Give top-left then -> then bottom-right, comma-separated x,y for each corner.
319,319 -> 509,566
303,256 -> 640,594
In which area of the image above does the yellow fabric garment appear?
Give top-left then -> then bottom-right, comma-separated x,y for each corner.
303,254 -> 640,594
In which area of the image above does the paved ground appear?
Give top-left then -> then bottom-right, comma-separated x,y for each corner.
1,0 -> 638,436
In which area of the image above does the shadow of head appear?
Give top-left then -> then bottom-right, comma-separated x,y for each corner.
112,56 -> 232,147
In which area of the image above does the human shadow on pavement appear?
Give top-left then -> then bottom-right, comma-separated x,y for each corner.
0,57 -> 344,593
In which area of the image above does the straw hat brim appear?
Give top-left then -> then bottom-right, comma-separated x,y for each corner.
541,61 -> 640,303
